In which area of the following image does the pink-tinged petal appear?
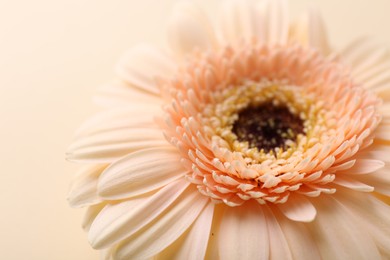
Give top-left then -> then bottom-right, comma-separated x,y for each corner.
66,128 -> 168,163
335,190 -> 390,257
263,206 -> 293,260
94,80 -> 163,108
307,7 -> 329,54
260,0 -> 289,45
276,193 -> 316,222
113,187 -> 209,259
115,44 -> 175,95
273,209 -> 321,260
167,2 -> 216,57
89,179 -> 189,249
339,159 -> 384,175
218,201 -> 269,260
82,203 -> 106,232
97,147 -> 186,199
218,0 -> 262,43
307,196 -> 381,259
157,202 -> 215,260
333,176 -> 374,192
68,165 -> 105,208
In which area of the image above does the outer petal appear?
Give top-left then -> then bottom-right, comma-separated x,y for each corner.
68,164 -> 106,208
74,105 -> 161,138
307,195 -> 381,259
115,44 -> 175,95
113,186 -> 209,259
89,179 -> 189,249
263,206 -> 293,260
218,0 -> 262,43
335,190 -> 390,257
272,209 -> 321,260
259,0 -> 289,45
66,128 -> 168,163
167,2 -> 216,57
94,80 -> 163,108
97,147 -> 186,199
218,201 -> 269,260
156,202 -> 215,260
307,7 -> 329,54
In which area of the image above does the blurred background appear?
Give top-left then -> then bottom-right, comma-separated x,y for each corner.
0,0 -> 389,259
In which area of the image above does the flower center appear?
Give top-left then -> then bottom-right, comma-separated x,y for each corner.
232,104 -> 304,153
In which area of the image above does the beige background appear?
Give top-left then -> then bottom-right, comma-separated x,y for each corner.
0,0 -> 389,259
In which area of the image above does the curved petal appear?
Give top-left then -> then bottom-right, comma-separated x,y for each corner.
97,147 -> 186,199
89,179 -> 189,249
68,165 -> 105,208
272,208 -> 321,260
115,44 -> 175,95
307,196 -> 382,259
167,2 -> 216,57
113,186 -> 209,259
218,201 -> 269,260
276,193 -> 317,222
82,203 -> 107,232
156,202 -> 215,260
335,190 -> 390,257
263,206 -> 293,260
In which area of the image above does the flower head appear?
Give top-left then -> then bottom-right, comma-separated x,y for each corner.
67,1 -> 390,259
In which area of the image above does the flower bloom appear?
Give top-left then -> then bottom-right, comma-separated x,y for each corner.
67,0 -> 390,259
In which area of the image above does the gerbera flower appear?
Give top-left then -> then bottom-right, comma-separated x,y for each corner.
67,0 -> 390,259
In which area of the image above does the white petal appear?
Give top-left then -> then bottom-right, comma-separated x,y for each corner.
97,147 -> 186,199
89,179 -> 189,249
263,206 -> 293,260
68,165 -> 105,208
113,186 -> 209,259
66,128 -> 168,163
82,203 -> 106,232
307,7 -> 329,54
218,0 -> 262,43
94,80 -> 163,108
307,196 -> 382,259
167,2 -> 216,57
260,0 -> 289,45
156,202 -> 215,260
335,190 -> 390,257
218,201 -> 269,260
277,194 -> 317,222
273,209 -> 321,260
115,44 -> 175,95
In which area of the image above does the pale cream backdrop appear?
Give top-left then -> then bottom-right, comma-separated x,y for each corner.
0,0 -> 389,259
